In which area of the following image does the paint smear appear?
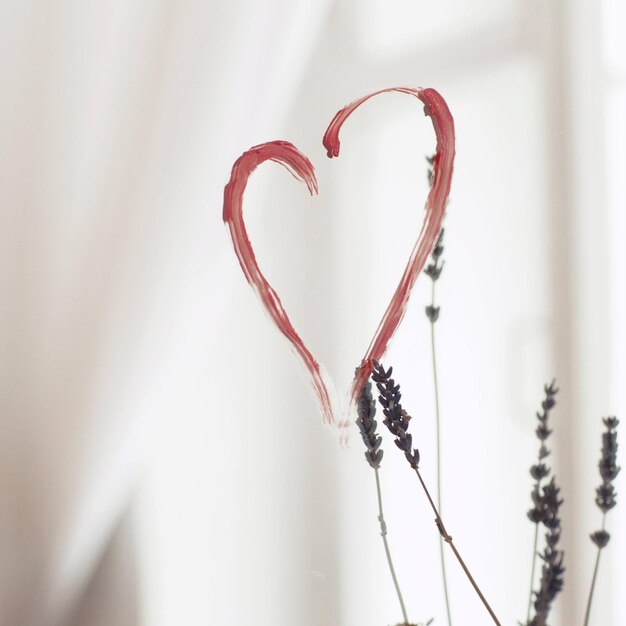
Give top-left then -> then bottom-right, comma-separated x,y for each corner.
224,88 -> 455,429
223,141 -> 336,424
323,87 -> 455,410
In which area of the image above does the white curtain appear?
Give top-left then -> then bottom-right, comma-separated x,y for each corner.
0,1 -> 332,624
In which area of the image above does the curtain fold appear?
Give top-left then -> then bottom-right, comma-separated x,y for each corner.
0,2 -> 331,624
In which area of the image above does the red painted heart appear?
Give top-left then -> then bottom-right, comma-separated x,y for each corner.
223,87 -> 455,427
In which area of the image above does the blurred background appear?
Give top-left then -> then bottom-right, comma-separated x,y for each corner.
1,0 -> 624,624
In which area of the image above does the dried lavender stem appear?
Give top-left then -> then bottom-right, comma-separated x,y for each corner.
413,467 -> 501,626
372,359 -> 499,625
525,522 -> 540,624
374,467 -> 409,624
429,279 -> 452,626
526,443 -> 546,624
524,381 -> 559,626
582,515 -> 606,626
583,416 -> 620,625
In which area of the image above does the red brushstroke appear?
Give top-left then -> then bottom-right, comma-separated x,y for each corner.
323,87 -> 455,409
223,141 -> 336,425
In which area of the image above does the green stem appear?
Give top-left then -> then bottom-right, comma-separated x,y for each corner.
374,467 -> 409,625
430,280 -> 452,626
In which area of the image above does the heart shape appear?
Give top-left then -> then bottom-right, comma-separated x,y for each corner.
223,87 -> 455,427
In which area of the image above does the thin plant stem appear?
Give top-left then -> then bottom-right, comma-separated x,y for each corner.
413,467 -> 502,626
583,514 -> 606,626
525,522 -> 540,624
374,467 -> 409,625
583,549 -> 602,626
524,382 -> 559,625
526,444 -> 546,624
429,279 -> 453,626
